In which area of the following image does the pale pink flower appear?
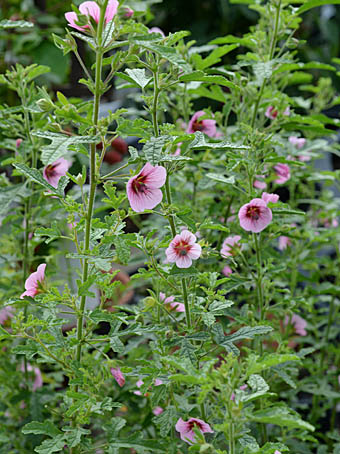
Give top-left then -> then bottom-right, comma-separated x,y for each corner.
21,363 -> 43,391
289,136 -> 306,149
123,6 -> 134,18
278,236 -> 291,251
274,163 -> 290,184
238,198 -> 272,233
165,230 -> 202,268
160,292 -> 185,312
43,158 -> 71,188
284,314 -> 307,336
175,417 -> 214,445
16,138 -> 22,148
253,178 -> 267,190
149,27 -> 165,37
153,406 -> 164,415
20,264 -> 46,299
110,367 -> 125,387
134,379 -> 145,396
0,307 -> 14,325
127,163 -> 166,212
186,111 -> 217,137
155,378 -> 163,386
261,192 -> 279,204
274,451 -> 281,454
265,106 -> 278,120
222,265 -> 232,276
283,107 -> 290,116
220,235 -> 241,258
65,0 -> 118,31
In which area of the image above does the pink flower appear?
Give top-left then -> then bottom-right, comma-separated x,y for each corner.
155,378 -> 163,386
220,235 -> 241,258
175,417 -> 214,445
160,292 -> 185,312
261,192 -> 279,204
231,384 -> 247,401
0,307 -> 14,325
278,236 -> 291,250
274,163 -> 290,184
253,178 -> 267,190
20,264 -> 46,299
16,138 -> 22,148
238,198 -> 272,233
21,363 -> 43,391
153,406 -> 164,415
134,379 -> 145,396
43,158 -> 71,188
284,314 -> 307,336
110,367 -> 125,387
265,106 -> 278,120
165,230 -> 202,268
149,27 -> 165,37
274,451 -> 281,454
222,265 -> 232,276
123,6 -> 134,18
289,136 -> 306,149
283,107 -> 290,116
126,163 -> 166,212
186,111 -> 217,137
65,0 -> 118,31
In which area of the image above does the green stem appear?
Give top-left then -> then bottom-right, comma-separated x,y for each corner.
229,422 -> 235,454
250,0 -> 282,129
253,233 -> 264,323
181,277 -> 191,329
75,0 -> 108,365
152,67 -> 160,138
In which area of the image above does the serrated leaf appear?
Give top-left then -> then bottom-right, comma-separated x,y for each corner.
222,325 -> 273,343
22,421 -> 61,437
169,265 -> 199,277
113,236 -> 130,266
31,131 -> 99,165
251,406 -> 315,431
34,435 -> 66,454
125,68 -> 152,89
206,173 -> 235,185
106,435 -> 166,452
189,131 -> 250,151
12,163 -> 63,197
296,0 -> 340,14
0,325 -> 11,340
209,299 -> 234,315
134,40 -> 191,72
0,19 -> 34,28
110,337 -> 125,354
143,135 -> 169,165
180,338 -> 197,366
248,353 -> 300,375
153,407 -> 176,437
63,427 -> 90,448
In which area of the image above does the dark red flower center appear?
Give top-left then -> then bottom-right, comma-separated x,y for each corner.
246,205 -> 261,221
188,420 -> 203,430
174,241 -> 190,256
192,120 -> 204,132
132,175 -> 148,194
45,164 -> 57,179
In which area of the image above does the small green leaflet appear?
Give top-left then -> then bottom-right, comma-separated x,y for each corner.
31,130 -> 99,165
206,173 -> 235,185
0,19 -> 33,28
143,135 -> 170,165
189,131 -> 250,151
22,421 -> 61,437
125,68 -> 152,89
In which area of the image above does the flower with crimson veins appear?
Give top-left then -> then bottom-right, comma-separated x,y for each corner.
43,158 -> 71,188
175,417 -> 214,444
126,163 -> 166,212
238,198 -> 272,233
186,111 -> 217,137
165,230 -> 202,268
65,0 -> 118,32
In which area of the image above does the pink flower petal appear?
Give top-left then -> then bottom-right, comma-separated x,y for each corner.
65,11 -> 87,31
187,243 -> 202,259
20,264 -> 46,299
79,1 -> 101,23
238,199 -> 272,233
111,367 -> 125,387
175,255 -> 193,268
261,192 -> 279,204
104,0 -> 119,22
186,111 -> 217,137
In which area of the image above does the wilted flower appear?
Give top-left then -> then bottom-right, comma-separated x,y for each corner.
238,198 -> 272,233
126,163 -> 166,212
220,235 -> 241,258
20,264 -> 46,299
165,230 -> 202,268
65,0 -> 118,31
186,111 -> 217,137
284,314 -> 307,336
43,158 -> 71,188
160,292 -> 185,312
175,417 -> 214,444
110,367 -> 125,387
274,163 -> 290,184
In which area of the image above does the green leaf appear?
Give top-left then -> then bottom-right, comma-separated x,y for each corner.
238,435 -> 260,452
13,163 -> 64,197
110,337 -> 125,354
248,353 -> 300,375
223,325 -> 273,343
296,0 -> 340,14
22,421 -> 61,437
34,435 -> 66,454
106,435 -> 166,452
135,41 -> 191,72
31,131 -> 99,165
189,131 -> 250,151
63,427 -> 90,448
143,135 -> 170,165
0,19 -> 34,28
192,44 -> 238,70
180,338 -> 197,366
242,374 -> 270,403
209,300 -> 234,315
0,325 -> 11,341
251,406 -> 315,431
153,407 -> 177,437
169,265 -> 199,278
113,236 -> 131,266
125,68 -> 152,89
179,71 -> 236,88
206,173 -> 235,185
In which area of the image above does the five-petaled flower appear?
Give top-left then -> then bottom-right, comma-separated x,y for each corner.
238,198 -> 272,233
126,163 -> 166,212
175,417 -> 214,444
110,367 -> 125,387
166,230 -> 202,268
20,264 -> 46,299
265,106 -> 278,120
43,158 -> 71,188
65,0 -> 118,31
284,314 -> 307,336
186,111 -> 217,137
160,292 -> 185,312
274,163 -> 290,184
220,235 -> 241,258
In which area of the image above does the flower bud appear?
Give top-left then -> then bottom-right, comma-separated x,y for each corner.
36,98 -> 54,112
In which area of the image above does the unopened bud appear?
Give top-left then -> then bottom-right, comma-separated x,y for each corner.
123,6 -> 134,18
36,98 -> 54,112
16,138 -> 22,148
